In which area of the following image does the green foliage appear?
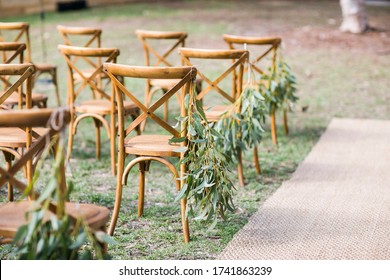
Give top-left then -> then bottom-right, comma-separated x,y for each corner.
214,84 -> 267,161
171,87 -> 236,229
260,53 -> 299,113
12,138 -> 115,260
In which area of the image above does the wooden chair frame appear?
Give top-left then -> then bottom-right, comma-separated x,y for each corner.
0,42 -> 25,100
136,30 -> 188,125
104,63 -> 196,243
57,25 -> 102,48
0,42 -> 25,64
57,25 -> 103,77
0,108 -> 109,245
0,42 -> 47,109
223,34 -> 285,145
179,47 -> 248,186
59,44 -> 138,175
0,63 -> 34,201
0,22 -> 60,106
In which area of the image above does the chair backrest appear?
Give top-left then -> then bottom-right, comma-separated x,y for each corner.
58,44 -> 119,103
57,25 -> 102,48
223,34 -> 281,76
179,48 -> 248,106
0,108 -> 70,201
0,42 -> 25,64
0,22 -> 32,63
0,42 -> 26,95
136,30 -> 187,67
103,63 -> 196,138
0,63 -> 35,109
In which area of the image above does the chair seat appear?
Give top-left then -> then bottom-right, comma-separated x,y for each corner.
0,200 -> 110,239
125,135 -> 181,157
74,69 -> 108,81
0,127 -> 49,148
150,78 -> 202,91
35,63 -> 56,72
2,92 -> 48,107
150,78 -> 181,90
76,100 -> 138,115
204,105 -> 232,122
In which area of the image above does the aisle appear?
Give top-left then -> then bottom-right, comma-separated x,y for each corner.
219,118 -> 390,259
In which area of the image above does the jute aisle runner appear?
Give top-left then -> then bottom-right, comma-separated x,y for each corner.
219,118 -> 390,259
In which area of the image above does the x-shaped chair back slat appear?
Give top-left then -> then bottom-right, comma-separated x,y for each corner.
0,42 -> 25,64
0,42 -> 26,93
223,34 -> 281,75
0,63 -> 35,109
0,108 -> 70,203
136,30 -> 187,67
103,63 -> 196,138
57,25 -> 103,67
0,22 -> 31,62
58,45 -> 119,103
179,48 -> 248,103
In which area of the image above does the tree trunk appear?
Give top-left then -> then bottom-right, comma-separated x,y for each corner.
339,0 -> 369,34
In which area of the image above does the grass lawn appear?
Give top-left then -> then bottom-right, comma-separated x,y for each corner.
0,0 -> 389,259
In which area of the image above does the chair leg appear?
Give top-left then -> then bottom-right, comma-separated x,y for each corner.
164,99 -> 169,122
108,179 -> 124,236
253,145 -> 261,175
137,161 -> 150,217
51,68 -> 61,107
181,197 -> 190,243
93,119 -> 102,160
270,111 -> 278,145
110,116 -> 116,176
3,152 -> 14,201
283,108 -> 289,135
66,117 -> 75,163
237,150 -> 245,187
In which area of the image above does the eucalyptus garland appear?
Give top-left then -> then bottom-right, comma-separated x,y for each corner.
13,138 -> 114,260
260,52 -> 298,113
214,84 -> 267,161
171,87 -> 236,229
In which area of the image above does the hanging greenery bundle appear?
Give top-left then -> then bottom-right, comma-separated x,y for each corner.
214,84 -> 267,161
13,137 -> 114,260
170,86 -> 236,229
260,52 -> 298,114
213,61 -> 268,162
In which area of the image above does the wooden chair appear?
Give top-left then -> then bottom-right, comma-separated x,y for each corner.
58,45 -> 139,175
57,25 -> 102,48
0,108 -> 110,245
57,26 -> 111,100
179,47 -> 248,186
223,34 -> 284,146
103,63 -> 196,243
0,63 -> 35,201
0,42 -> 48,108
0,22 -> 60,107
136,30 -> 201,128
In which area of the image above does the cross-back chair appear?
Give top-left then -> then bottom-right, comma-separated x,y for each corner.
0,63 -> 35,201
104,63 -> 197,243
57,25 -> 102,48
136,30 -> 201,128
179,47 -> 248,186
57,26 -> 111,100
0,42 -> 47,108
58,44 -> 139,175
0,22 -> 60,106
223,34 -> 285,146
0,108 -> 110,245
